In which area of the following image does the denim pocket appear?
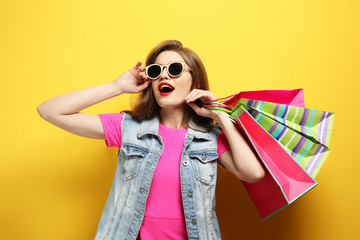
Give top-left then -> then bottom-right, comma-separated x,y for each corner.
120,145 -> 148,181
189,151 -> 218,185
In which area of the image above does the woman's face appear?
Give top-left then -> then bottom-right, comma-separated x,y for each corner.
151,51 -> 193,110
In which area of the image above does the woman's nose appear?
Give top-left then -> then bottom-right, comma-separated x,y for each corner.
159,66 -> 169,80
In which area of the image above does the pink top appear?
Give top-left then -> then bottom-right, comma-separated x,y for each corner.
98,113 -> 230,240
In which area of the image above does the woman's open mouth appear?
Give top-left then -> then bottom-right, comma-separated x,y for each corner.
158,82 -> 174,96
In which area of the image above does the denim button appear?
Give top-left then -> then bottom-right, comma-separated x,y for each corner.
188,190 -> 193,196
191,218 -> 197,224
183,161 -> 189,166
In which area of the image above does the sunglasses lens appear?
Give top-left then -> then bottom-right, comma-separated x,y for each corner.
168,62 -> 183,77
147,65 -> 162,79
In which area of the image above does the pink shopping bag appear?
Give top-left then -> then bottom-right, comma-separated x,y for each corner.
236,107 -> 317,219
224,88 -> 305,108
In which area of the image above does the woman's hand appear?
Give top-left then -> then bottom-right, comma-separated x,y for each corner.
185,89 -> 222,121
113,61 -> 151,94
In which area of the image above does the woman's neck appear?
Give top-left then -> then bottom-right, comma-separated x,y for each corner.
160,106 -> 189,129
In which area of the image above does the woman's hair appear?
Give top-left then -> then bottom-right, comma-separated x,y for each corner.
126,40 -> 214,130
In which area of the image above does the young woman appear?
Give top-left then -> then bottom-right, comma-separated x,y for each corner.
37,40 -> 265,240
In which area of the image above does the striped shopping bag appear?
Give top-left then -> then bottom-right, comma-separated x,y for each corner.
231,99 -> 335,178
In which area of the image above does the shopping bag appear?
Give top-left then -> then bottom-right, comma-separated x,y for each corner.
232,99 -> 335,178
224,88 -> 305,107
235,106 -> 318,220
203,89 -> 335,219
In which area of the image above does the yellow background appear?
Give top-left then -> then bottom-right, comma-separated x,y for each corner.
1,0 -> 359,239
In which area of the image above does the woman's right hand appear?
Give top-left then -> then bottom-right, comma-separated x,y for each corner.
113,61 -> 151,94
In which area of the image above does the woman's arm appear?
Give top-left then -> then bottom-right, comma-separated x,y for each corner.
37,61 -> 150,139
215,114 -> 265,183
185,89 -> 265,183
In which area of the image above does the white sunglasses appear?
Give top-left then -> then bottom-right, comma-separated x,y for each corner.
145,61 -> 192,80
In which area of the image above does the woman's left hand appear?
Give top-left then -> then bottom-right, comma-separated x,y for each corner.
185,89 -> 221,121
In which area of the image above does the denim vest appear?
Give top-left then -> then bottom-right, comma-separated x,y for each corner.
94,113 -> 221,240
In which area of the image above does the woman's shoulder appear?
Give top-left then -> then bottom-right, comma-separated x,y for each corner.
121,112 -> 157,128
122,111 -> 147,122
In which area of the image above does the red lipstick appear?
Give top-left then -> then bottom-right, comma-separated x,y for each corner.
158,82 -> 175,96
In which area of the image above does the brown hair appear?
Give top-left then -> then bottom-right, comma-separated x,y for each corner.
126,40 -> 214,130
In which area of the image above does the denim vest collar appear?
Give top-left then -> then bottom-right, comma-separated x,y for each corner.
137,115 -> 212,141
